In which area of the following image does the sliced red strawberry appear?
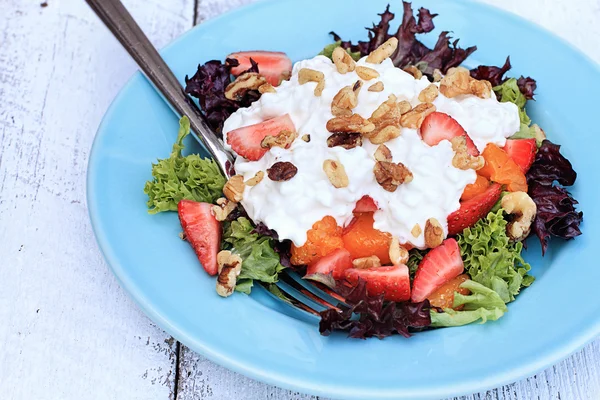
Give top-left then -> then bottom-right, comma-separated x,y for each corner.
345,264 -> 411,302
503,138 -> 537,173
306,248 -> 353,280
226,114 -> 295,161
228,51 -> 292,86
420,112 -> 479,156
353,195 -> 378,213
447,183 -> 502,236
178,200 -> 221,276
411,238 -> 464,302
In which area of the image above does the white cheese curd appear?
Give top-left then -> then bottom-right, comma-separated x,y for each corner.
223,55 -> 520,248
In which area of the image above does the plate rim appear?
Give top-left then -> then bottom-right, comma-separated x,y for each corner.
87,0 -> 600,398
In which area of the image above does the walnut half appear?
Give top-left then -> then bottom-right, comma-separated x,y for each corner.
373,161 -> 413,192
216,250 -> 243,297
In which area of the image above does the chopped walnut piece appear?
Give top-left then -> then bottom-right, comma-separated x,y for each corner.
244,170 -> 264,186
418,84 -> 439,103
366,95 -> 403,143
369,126 -> 401,144
440,67 -> 492,99
258,83 -> 276,94
432,69 -> 443,83
216,250 -> 242,297
400,103 -> 436,129
451,136 -> 485,170
332,47 -> 356,74
267,162 -> 298,181
469,79 -> 492,99
331,85 -> 358,117
389,237 -> 409,265
356,66 -> 380,80
223,175 -> 245,202
224,73 -> 267,101
260,129 -> 298,149
326,114 -> 375,134
352,80 -> 363,95
212,198 -> 237,222
374,144 -> 392,162
301,134 -> 311,142
327,132 -> 363,149
501,191 -> 537,241
373,161 -> 413,192
411,224 -> 422,238
323,159 -> 349,188
403,65 -> 423,79
424,218 -> 444,248
298,68 -> 325,96
366,38 -> 399,64
368,81 -> 384,92
352,255 -> 381,269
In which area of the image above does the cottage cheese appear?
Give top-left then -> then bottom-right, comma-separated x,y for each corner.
223,55 -> 520,248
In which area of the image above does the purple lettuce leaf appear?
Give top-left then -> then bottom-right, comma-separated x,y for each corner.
331,2 -> 474,78
185,58 -> 261,136
251,222 -> 294,269
517,76 -> 537,100
527,140 -> 577,186
319,279 -> 431,339
526,140 -> 582,254
470,57 -> 512,87
529,182 -> 583,254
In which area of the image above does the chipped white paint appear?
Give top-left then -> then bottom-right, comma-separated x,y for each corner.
0,0 -> 598,399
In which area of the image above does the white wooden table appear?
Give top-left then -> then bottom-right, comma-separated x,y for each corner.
1,0 -> 599,399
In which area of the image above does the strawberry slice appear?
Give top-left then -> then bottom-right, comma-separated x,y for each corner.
228,51 -> 292,86
420,112 -> 479,156
411,238 -> 464,302
178,200 -> 221,276
503,138 -> 537,173
306,248 -> 353,280
345,264 -> 411,302
353,195 -> 378,213
226,114 -> 295,161
447,183 -> 502,236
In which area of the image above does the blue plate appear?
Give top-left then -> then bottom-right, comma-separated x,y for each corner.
87,0 -> 600,398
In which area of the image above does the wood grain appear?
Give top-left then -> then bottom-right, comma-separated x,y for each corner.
0,0 -> 598,399
0,1 -> 193,399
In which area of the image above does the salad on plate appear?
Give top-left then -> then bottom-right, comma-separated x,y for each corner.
144,1 -> 583,339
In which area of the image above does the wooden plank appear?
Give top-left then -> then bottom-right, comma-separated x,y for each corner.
0,0 -> 194,399
178,0 -> 600,399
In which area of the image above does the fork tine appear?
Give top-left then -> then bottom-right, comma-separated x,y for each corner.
283,270 -> 347,307
274,279 -> 327,314
278,272 -> 343,310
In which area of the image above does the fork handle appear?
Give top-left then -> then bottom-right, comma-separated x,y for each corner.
86,0 -> 234,176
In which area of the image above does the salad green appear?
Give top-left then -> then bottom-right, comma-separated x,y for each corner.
458,209 -> 534,304
430,280 -> 507,327
319,41 -> 361,61
494,78 -> 543,145
144,117 -> 226,214
222,217 -> 286,294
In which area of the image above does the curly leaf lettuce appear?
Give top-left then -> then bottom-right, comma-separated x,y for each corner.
430,280 -> 508,327
493,78 -> 544,145
144,117 -> 226,213
223,217 -> 286,294
458,209 -> 533,303
318,41 -> 361,61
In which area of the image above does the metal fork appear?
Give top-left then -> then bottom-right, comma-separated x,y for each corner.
86,0 -> 344,315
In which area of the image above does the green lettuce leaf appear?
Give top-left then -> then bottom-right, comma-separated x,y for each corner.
494,78 -> 544,145
430,280 -> 508,327
458,209 -> 533,303
319,41 -> 361,61
144,117 -> 226,214
223,217 -> 286,294
407,248 -> 426,281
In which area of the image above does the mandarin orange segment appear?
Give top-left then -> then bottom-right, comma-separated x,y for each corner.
427,274 -> 470,310
290,216 -> 344,265
479,144 -> 528,192
342,212 -> 392,264
461,175 -> 490,201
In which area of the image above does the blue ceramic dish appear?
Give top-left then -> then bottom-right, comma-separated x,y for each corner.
87,0 -> 600,398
